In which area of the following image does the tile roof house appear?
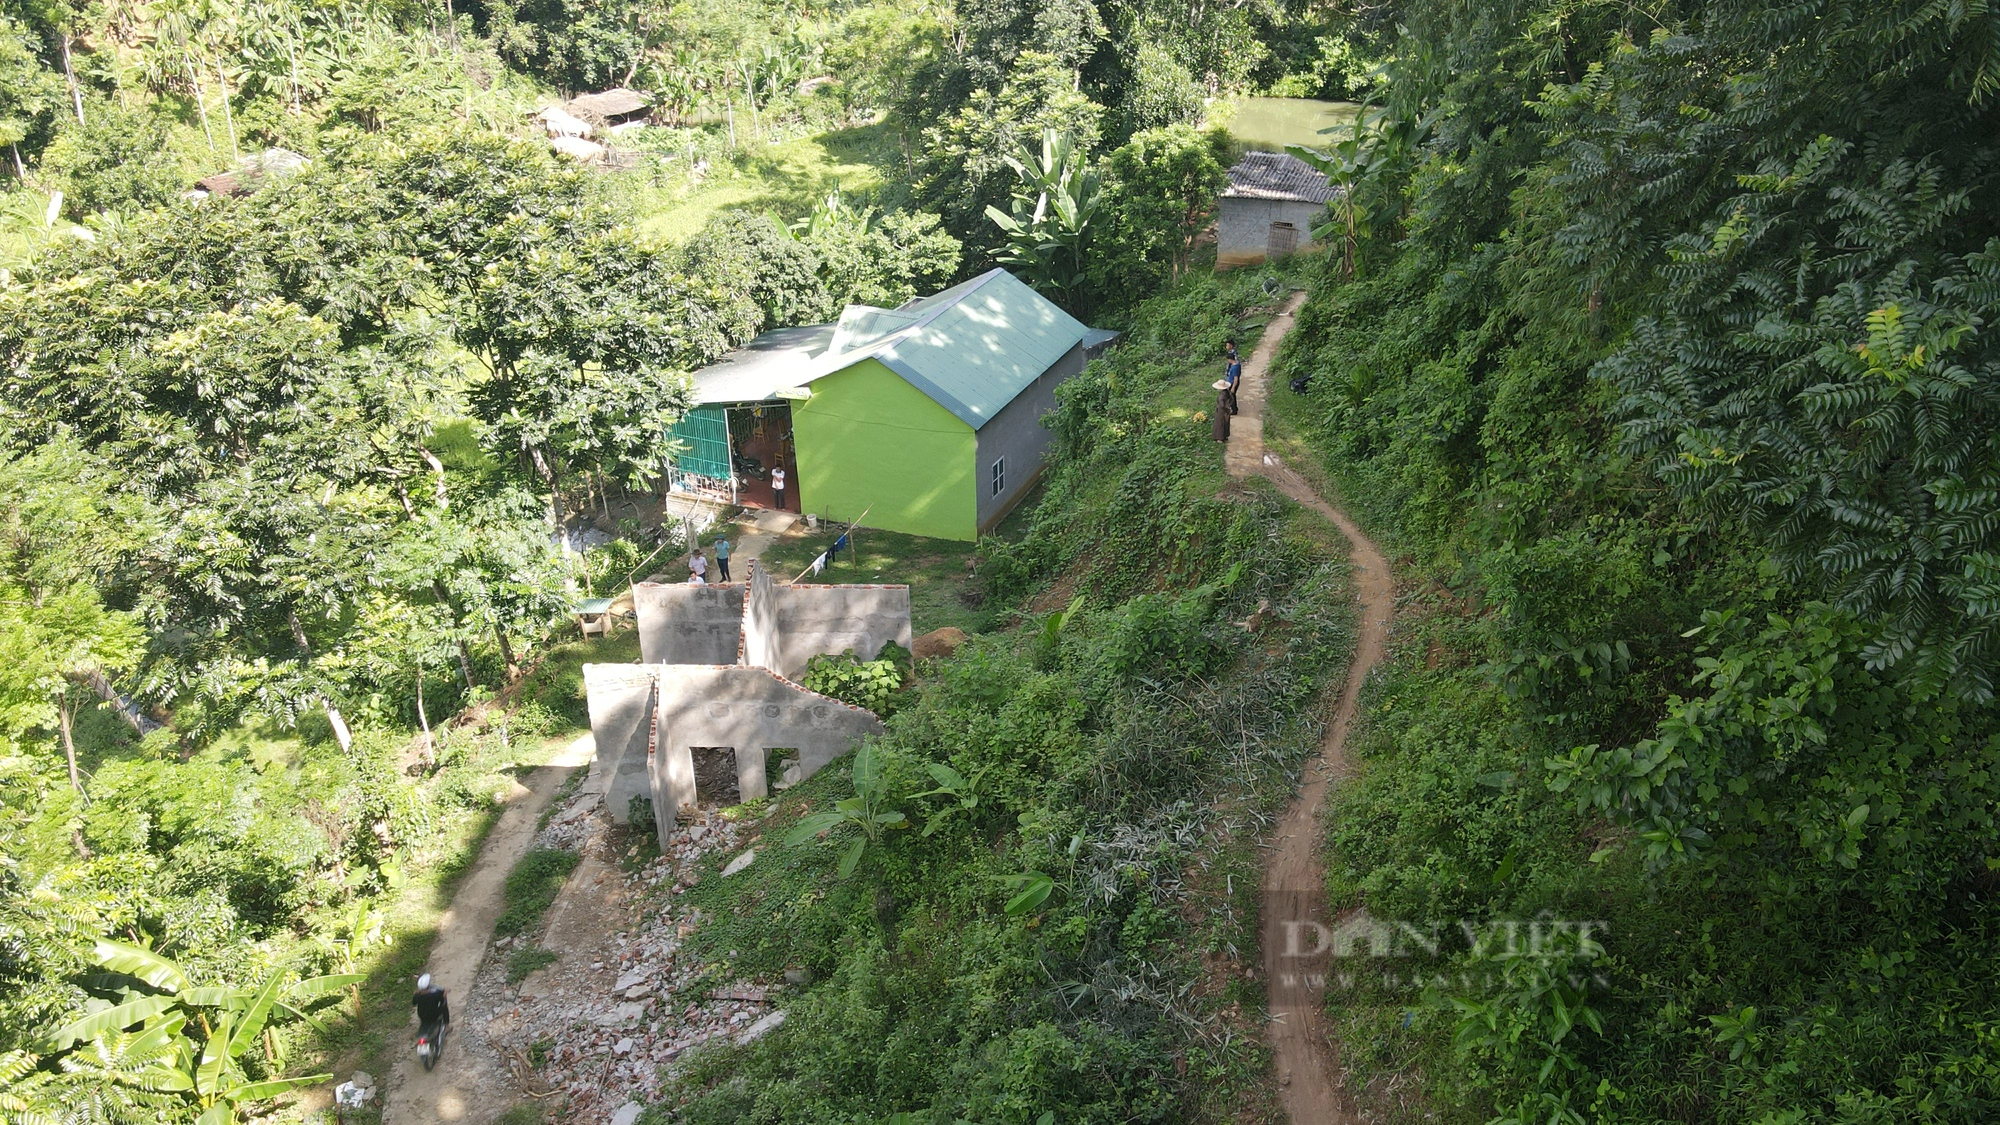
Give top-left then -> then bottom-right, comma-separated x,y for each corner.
667,268 -> 1119,540
1217,151 -> 1340,269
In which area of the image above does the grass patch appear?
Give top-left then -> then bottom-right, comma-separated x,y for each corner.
758,524 -> 986,634
497,1104 -> 547,1125
629,123 -> 902,245
495,848 -> 583,937
515,628 -> 642,728
505,945 -> 560,983
756,495 -> 1040,635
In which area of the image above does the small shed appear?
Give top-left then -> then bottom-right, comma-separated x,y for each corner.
565,88 -> 651,131
1217,151 -> 1338,269
549,134 -> 608,163
669,269 -> 1119,541
576,596 -> 621,639
191,147 -> 309,200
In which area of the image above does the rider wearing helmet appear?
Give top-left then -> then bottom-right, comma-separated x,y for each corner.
413,973 -> 450,1038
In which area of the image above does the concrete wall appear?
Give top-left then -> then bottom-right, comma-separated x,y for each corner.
634,582 -> 746,665
647,665 -> 886,843
973,341 -> 1078,533
743,562 -> 911,679
1217,197 -> 1325,269
583,664 -> 657,825
742,562 -> 780,671
592,563 -> 914,844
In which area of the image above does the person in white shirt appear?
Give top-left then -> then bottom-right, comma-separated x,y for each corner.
690,551 -> 707,580
770,466 -> 787,511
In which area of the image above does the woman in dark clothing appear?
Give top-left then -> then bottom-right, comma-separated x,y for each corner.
1212,389 -> 1232,441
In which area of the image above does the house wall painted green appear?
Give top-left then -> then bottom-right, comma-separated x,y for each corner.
791,358 -> 978,540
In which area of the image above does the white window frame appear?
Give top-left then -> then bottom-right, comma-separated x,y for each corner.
990,456 -> 1006,498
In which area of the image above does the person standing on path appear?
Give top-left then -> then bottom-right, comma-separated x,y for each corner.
770,466 -> 787,512
1212,388 -> 1232,441
713,534 -> 732,581
1224,357 -> 1243,415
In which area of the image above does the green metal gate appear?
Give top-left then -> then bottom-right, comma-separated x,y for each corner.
669,404 -> 732,480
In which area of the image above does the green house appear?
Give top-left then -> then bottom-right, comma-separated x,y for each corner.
669,269 -> 1117,541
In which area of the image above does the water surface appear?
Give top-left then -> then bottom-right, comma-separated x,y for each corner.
1221,97 -> 1361,152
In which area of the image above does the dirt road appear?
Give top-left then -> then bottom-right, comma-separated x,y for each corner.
1230,290 -> 1394,1124
381,733 -> 597,1124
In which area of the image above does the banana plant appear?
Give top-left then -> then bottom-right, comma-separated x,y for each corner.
42,939 -> 360,1123
1286,100 -> 1434,278
910,761 -> 981,837
986,128 -> 1103,310
784,742 -> 908,877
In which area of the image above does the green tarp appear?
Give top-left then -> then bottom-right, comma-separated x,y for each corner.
670,404 -> 731,480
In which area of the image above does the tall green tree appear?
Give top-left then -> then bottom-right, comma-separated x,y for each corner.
918,50 -> 1105,243
1095,122 -> 1228,289
0,16 -> 62,178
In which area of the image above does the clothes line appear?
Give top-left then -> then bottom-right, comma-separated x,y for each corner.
793,504 -> 872,584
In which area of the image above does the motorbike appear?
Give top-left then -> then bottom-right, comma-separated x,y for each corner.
416,1021 -> 448,1070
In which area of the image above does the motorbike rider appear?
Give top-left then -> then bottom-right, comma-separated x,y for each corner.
413,973 -> 450,1049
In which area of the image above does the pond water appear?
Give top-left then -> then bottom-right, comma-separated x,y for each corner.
1220,97 -> 1361,153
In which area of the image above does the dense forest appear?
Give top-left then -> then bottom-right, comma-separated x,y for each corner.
0,0 -> 1362,1121
1269,2 -> 2000,1122
2,0 -> 1997,1122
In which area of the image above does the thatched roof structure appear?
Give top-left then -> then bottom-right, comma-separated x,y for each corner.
564,88 -> 650,127
193,148 -> 309,198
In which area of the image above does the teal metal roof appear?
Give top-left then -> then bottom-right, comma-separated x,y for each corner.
684,269 -> 1096,430
809,269 -> 1091,430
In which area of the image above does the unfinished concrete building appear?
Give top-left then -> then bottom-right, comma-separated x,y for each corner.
584,561 -> 911,845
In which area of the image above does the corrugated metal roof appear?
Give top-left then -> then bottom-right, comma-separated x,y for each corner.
1222,151 -> 1339,204
691,324 -> 834,405
817,269 -> 1090,430
689,269 -> 1093,430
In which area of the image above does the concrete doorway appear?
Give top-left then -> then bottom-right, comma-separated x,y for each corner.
690,746 -> 741,806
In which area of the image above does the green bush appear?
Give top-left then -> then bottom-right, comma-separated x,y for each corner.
44,104 -> 191,218
627,795 -> 656,838
505,945 -> 559,984
494,848 -> 581,937
800,650 -> 905,715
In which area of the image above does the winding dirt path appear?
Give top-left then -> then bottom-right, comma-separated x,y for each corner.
1230,291 -> 1394,1124
381,733 -> 597,1124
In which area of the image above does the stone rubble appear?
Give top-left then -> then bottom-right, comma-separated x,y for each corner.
471,786 -> 789,1123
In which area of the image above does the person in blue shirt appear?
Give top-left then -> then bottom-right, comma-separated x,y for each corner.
1223,358 -> 1243,415
713,535 -> 732,581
